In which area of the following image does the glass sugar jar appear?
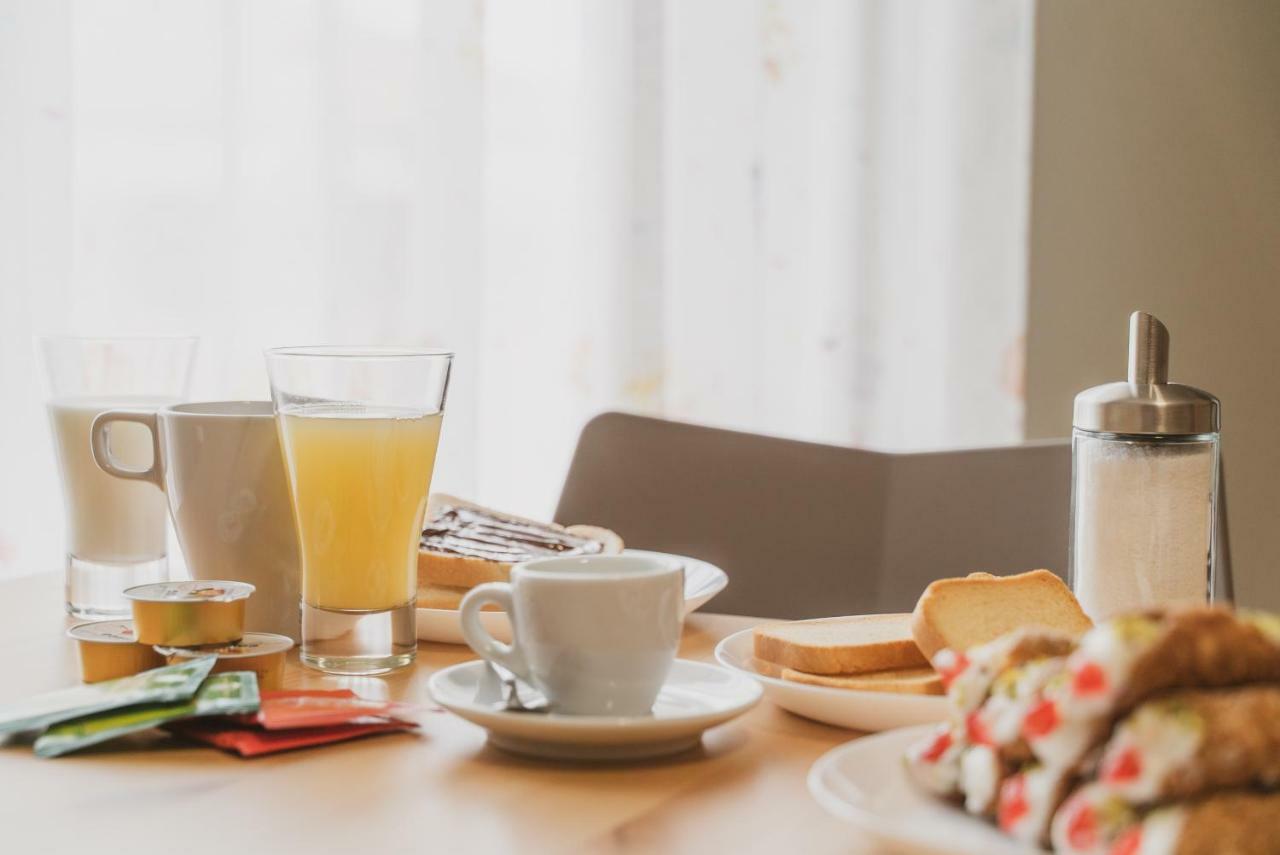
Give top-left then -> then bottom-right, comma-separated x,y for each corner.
1069,312 -> 1221,622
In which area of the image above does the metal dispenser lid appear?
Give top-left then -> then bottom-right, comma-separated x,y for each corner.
1073,311 -> 1220,436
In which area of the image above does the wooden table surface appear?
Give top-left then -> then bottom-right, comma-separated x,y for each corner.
0,572 -> 883,854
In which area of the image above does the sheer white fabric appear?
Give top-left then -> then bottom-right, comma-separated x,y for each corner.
0,0 -> 1033,578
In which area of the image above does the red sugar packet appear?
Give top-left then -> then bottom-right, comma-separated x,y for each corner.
165,689 -> 421,757
167,718 -> 416,757
233,689 -> 422,730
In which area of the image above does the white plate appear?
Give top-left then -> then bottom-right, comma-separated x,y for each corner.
416,549 -> 728,644
714,623 -> 947,732
427,658 -> 762,761
808,726 -> 1036,855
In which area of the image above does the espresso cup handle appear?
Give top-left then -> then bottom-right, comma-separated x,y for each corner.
459,582 -> 531,682
90,410 -> 163,489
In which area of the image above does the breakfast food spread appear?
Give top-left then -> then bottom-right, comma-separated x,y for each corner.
912,570 -> 1093,659
417,495 -> 623,609
125,580 -> 254,646
157,632 -> 294,691
904,605 -> 1280,854
66,620 -> 165,683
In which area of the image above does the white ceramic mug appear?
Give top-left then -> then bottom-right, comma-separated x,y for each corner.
90,401 -> 301,639
460,554 -> 684,715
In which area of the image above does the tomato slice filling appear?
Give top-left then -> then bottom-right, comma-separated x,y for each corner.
920,728 -> 953,763
965,711 -> 993,746
937,651 -> 970,690
1109,827 -> 1143,855
1022,697 -> 1060,739
1102,746 -> 1143,784
1072,661 -> 1108,696
998,775 -> 1029,831
1064,801 -> 1098,851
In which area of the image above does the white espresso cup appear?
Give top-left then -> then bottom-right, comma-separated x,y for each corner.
460,554 -> 684,716
90,401 -> 301,640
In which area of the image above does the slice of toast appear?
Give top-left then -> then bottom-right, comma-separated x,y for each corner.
911,570 -> 1092,660
417,494 -> 624,594
753,614 -> 928,675
781,666 -> 943,695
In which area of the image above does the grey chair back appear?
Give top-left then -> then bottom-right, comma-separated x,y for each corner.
555,412 -> 1071,618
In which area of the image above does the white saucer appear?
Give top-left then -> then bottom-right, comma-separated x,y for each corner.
808,726 -> 1035,855
416,549 -> 728,644
427,658 -> 762,761
715,624 -> 947,732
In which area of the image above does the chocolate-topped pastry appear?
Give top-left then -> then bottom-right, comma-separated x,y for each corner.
416,494 -> 624,609
422,505 -> 608,563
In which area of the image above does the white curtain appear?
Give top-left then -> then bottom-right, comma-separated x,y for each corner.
0,0 -> 1034,579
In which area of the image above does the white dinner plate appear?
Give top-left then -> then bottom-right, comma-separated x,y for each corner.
808,725 -> 1036,855
416,549 -> 728,644
427,658 -> 761,761
714,622 -> 948,732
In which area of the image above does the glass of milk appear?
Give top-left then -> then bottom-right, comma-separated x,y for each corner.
41,337 -> 197,618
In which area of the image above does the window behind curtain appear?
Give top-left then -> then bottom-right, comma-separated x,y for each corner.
0,0 -> 1033,579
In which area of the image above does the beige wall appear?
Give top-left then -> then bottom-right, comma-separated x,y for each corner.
1025,0 -> 1280,609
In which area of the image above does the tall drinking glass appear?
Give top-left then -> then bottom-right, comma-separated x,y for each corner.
41,336 -> 198,617
266,346 -> 452,675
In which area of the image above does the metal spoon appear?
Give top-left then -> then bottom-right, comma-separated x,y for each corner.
486,661 -> 549,714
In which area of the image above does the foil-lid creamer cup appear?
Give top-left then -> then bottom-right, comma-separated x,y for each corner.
125,580 -> 255,647
157,632 -> 293,691
67,620 -> 166,683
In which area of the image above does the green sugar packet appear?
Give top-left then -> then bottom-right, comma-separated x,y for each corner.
34,670 -> 260,758
0,656 -> 216,738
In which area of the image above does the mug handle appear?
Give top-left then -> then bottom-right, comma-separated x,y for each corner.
459,582 -> 531,682
90,410 -> 164,489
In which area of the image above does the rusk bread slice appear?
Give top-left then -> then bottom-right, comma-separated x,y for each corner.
416,584 -> 500,611
751,657 -> 786,679
419,523 -> 622,588
418,493 -> 624,591
911,570 -> 1092,659
753,614 -> 928,675
781,666 -> 943,695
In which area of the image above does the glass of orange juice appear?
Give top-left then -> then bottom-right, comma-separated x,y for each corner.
265,346 -> 452,674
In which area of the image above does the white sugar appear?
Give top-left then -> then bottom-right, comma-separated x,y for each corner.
1071,437 -> 1214,621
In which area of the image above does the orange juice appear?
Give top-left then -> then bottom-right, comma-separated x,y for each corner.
278,406 -> 441,611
